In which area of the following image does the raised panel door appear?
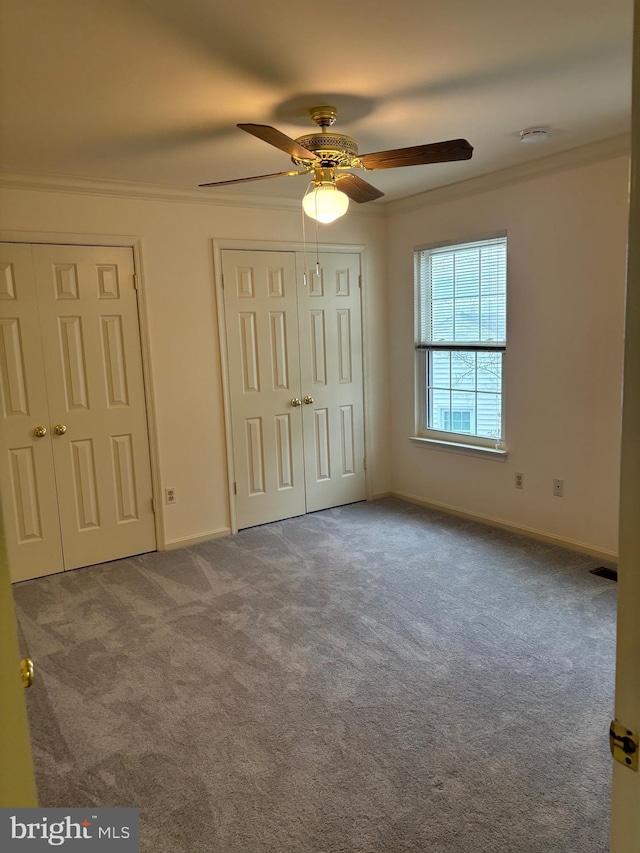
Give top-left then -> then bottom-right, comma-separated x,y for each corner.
222,250 -> 306,529
32,245 -> 156,571
0,244 -> 64,581
297,252 -> 366,512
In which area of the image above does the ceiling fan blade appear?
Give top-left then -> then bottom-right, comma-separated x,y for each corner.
336,173 -> 385,203
238,123 -> 319,161
199,170 -> 306,188
359,139 -> 473,170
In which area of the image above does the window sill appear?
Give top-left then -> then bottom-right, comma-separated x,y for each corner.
409,435 -> 509,460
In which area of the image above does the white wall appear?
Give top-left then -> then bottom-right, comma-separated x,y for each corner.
386,155 -> 629,557
0,185 -> 390,547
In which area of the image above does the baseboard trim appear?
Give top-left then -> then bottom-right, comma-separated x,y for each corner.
387,491 -> 618,563
162,527 -> 231,551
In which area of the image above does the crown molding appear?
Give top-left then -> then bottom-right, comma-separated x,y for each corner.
0,133 -> 629,216
387,133 -> 631,214
0,170 -> 384,217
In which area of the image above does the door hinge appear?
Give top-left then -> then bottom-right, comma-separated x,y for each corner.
234,482 -> 237,495
151,498 -> 156,513
359,274 -> 362,289
133,274 -> 139,291
221,274 -> 225,289
363,456 -> 367,470
610,719 -> 639,771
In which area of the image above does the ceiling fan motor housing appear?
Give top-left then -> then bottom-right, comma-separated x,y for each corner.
292,133 -> 360,168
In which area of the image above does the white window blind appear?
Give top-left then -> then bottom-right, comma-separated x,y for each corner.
415,236 -> 507,350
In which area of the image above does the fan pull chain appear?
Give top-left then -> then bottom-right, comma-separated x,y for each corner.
301,199 -> 309,287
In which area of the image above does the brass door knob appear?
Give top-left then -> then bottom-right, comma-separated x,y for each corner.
303,396 -> 314,405
291,398 -> 302,407
20,658 -> 34,689
54,423 -> 67,435
33,425 -> 47,437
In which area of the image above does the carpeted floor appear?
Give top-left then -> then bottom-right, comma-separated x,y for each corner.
13,497 -> 616,852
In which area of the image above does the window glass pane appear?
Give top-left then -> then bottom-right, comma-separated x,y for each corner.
451,351 -> 476,391
453,297 -> 479,341
475,392 -> 502,439
429,387 -> 451,430
477,352 -> 502,393
431,254 -> 453,299
442,409 -> 473,433
451,390 -> 476,431
454,249 -> 480,298
431,299 -> 454,340
480,294 -> 506,342
429,351 -> 451,389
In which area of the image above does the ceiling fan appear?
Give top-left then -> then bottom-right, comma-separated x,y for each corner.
199,106 -> 473,221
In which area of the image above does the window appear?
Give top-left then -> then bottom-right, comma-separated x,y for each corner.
441,409 -> 472,433
414,235 -> 507,449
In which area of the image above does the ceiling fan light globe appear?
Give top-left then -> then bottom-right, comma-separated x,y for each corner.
302,185 -> 350,223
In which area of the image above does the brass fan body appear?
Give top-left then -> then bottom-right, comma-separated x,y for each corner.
292,132 -> 362,172
198,103 -> 473,204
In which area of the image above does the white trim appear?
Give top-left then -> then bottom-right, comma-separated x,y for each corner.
0,135 -> 628,213
388,134 -> 630,213
212,241 -> 238,535
213,238 -> 366,254
0,171 -> 384,217
389,490 -> 618,563
414,230 -> 508,254
163,527 -> 231,551
0,230 -> 146,247
0,230 -> 165,551
409,436 -> 508,458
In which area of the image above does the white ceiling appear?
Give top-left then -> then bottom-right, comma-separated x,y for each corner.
0,0 -> 633,205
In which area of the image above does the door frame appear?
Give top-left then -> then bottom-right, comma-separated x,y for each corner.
0,230 -> 165,552
610,0 -> 640,845
212,239 -> 371,534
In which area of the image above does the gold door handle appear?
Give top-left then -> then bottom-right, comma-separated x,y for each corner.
291,398 -> 302,407
303,396 -> 314,405
33,425 -> 47,437
54,423 -> 67,435
20,658 -> 34,689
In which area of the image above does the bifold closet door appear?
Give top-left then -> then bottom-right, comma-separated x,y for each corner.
296,252 -> 366,513
222,250 -> 307,528
0,242 -> 156,581
0,244 -> 64,580
222,249 -> 366,530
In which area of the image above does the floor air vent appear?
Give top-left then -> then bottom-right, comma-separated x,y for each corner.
590,567 -> 618,582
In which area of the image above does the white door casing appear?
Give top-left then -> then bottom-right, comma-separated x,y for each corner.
221,248 -> 366,530
0,243 -> 156,581
610,0 -> 640,847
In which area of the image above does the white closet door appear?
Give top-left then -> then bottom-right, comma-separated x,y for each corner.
223,249 -> 366,530
32,245 -> 156,572
0,244 -> 64,581
297,252 -> 366,512
222,250 -> 306,528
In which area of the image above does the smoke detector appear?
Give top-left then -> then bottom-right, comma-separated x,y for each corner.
520,127 -> 549,143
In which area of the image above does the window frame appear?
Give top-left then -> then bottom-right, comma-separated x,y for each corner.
413,233 -> 507,452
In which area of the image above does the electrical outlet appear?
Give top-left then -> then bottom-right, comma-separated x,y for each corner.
515,472 -> 524,489
165,487 -> 176,504
553,478 -> 564,497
